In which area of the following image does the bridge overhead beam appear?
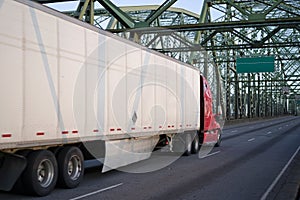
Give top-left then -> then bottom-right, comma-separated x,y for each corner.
108,17 -> 300,33
75,0 -> 94,24
96,0 -> 135,28
144,0 -> 178,26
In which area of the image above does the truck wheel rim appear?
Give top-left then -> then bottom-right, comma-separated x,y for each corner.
68,155 -> 82,180
37,159 -> 55,188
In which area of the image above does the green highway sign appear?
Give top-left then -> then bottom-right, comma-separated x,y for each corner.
236,56 -> 275,73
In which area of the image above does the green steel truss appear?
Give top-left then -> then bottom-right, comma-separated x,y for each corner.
37,0 -> 300,119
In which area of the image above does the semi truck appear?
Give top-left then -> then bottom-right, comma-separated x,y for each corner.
0,0 -> 222,196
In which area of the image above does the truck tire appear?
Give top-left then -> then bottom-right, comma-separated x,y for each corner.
183,134 -> 192,156
191,134 -> 200,154
215,129 -> 222,147
22,150 -> 58,196
57,146 -> 84,188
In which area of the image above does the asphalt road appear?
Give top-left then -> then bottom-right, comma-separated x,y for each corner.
1,116 -> 300,200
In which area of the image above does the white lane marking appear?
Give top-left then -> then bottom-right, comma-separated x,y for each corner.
200,151 -> 221,159
260,145 -> 300,200
278,127 -> 282,130
69,183 -> 123,200
286,125 -> 289,127
266,131 -> 272,135
248,138 -> 255,142
231,130 -> 237,133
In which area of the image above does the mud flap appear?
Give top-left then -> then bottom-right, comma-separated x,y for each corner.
0,153 -> 27,191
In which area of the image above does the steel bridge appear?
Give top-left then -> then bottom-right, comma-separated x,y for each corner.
34,0 -> 300,120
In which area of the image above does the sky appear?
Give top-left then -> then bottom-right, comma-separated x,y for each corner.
46,0 -> 205,15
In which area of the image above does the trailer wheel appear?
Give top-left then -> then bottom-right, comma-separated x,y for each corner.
215,129 -> 222,147
57,146 -> 84,188
22,150 -> 58,196
183,134 -> 192,156
191,134 -> 200,154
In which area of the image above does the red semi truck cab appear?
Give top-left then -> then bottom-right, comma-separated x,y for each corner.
200,75 -> 222,146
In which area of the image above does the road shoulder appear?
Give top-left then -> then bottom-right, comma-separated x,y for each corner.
273,149 -> 300,200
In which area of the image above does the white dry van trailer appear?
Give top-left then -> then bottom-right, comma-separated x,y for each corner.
0,0 -> 221,196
